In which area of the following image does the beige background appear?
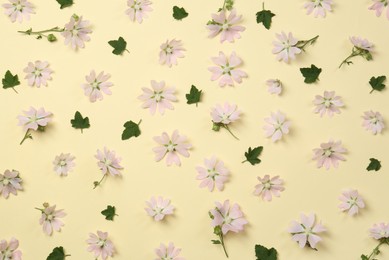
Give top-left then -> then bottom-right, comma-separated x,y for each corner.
0,0 -> 388,259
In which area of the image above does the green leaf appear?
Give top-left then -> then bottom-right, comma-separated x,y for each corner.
108,37 -> 128,55
300,64 -> 322,84
361,255 -> 369,260
185,85 -> 202,106
173,6 -> 188,20
255,244 -> 278,260
369,75 -> 386,93
122,120 -> 141,140
243,146 -> 263,165
211,240 -> 221,244
46,246 -> 68,260
70,111 -> 90,133
2,70 -> 20,93
256,5 -> 275,30
55,0 -> 73,9
367,158 -> 381,171
225,0 -> 234,10
101,205 -> 117,221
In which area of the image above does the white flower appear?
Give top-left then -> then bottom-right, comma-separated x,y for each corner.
2,0 -> 34,23
263,111 -> 291,142
23,60 -> 53,87
61,14 -> 92,49
53,153 -> 76,176
266,79 -> 282,95
338,189 -> 365,216
304,0 -> 333,18
145,196 -> 174,221
362,111 -> 385,134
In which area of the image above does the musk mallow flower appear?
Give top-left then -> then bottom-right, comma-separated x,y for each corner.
338,189 -> 365,216
2,0 -> 34,23
288,213 -> 326,249
266,79 -> 282,95
0,237 -> 22,260
153,130 -> 191,166
82,70 -> 113,103
362,223 -> 389,260
312,139 -> 347,170
53,153 -> 76,176
17,106 -> 52,145
138,80 -> 177,115
196,156 -> 229,192
86,231 -> 115,260
253,175 -> 285,201
208,51 -> 247,87
263,111 -> 290,142
23,60 -> 53,87
62,14 -> 92,49
206,9 -> 245,43
155,242 -> 185,260
35,203 -> 66,236
304,0 -> 333,18
126,0 -> 152,23
94,147 -> 123,188
211,102 -> 241,140
209,200 -> 248,257
339,36 -> 374,68
0,170 -> 22,199
313,91 -> 344,117
369,0 -> 389,20
272,32 -> 319,63
362,111 -> 385,135
145,196 -> 174,221
159,39 -> 185,67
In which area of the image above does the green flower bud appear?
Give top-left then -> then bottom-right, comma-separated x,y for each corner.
72,14 -> 79,21
212,122 -> 221,131
47,34 -> 57,42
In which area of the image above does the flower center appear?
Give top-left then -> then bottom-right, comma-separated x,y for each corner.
222,23 -> 229,30
166,142 -> 176,152
47,214 -> 54,221
324,149 -> 332,157
59,160 -> 67,166
224,215 -> 232,224
324,99 -> 332,108
370,117 -> 378,124
165,46 -> 173,54
161,257 -> 173,260
264,182 -> 271,190
222,66 -> 231,74
3,179 -> 9,185
154,92 -> 163,102
15,3 -> 23,10
134,2 -> 141,10
92,81 -> 100,89
34,69 -> 42,76
221,113 -> 230,121
104,159 -> 112,166
208,169 -> 218,178
97,239 -> 106,247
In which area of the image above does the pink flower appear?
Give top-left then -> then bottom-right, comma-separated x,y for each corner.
37,203 -> 66,236
2,0 -> 34,23
53,153 -> 76,176
338,189 -> 365,216
272,32 -> 302,63
207,9 -> 245,43
86,231 -> 115,260
0,237 -> 22,260
211,102 -> 241,139
17,107 -> 52,131
304,0 -> 333,18
155,242 -> 185,260
253,175 -> 284,201
138,80 -> 177,115
210,200 -> 248,235
312,140 -> 347,170
153,130 -> 191,166
362,111 -> 385,134
145,196 -> 174,221
23,60 -> 53,87
208,51 -> 247,87
370,223 -> 389,240
95,147 -> 123,176
266,79 -> 282,95
313,91 -> 344,117
126,0 -> 152,23
288,213 -> 326,249
61,14 -> 92,49
263,111 -> 290,142
159,39 -> 185,67
82,70 -> 113,103
369,0 -> 389,19
196,156 -> 229,191
0,170 -> 22,199
339,36 -> 374,68
350,36 -> 374,52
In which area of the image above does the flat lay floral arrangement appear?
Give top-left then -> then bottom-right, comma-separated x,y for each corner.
0,0 -> 388,259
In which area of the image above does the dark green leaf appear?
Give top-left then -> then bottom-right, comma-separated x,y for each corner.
101,205 -> 117,221
243,146 -> 263,165
186,85 -> 202,106
2,70 -> 20,92
225,0 -> 234,10
122,120 -> 141,140
47,246 -> 68,260
173,6 -> 188,20
255,244 -> 278,260
369,75 -> 386,93
55,0 -> 73,9
108,37 -> 128,55
367,158 -> 381,171
256,9 -> 275,30
70,111 -> 90,133
300,64 -> 322,84
211,240 -> 221,244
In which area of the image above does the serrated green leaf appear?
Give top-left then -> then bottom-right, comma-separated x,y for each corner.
122,120 -> 141,140
55,0 -> 73,9
186,85 -> 202,106
256,8 -> 275,30
243,146 -> 263,165
2,70 -> 20,93
255,244 -> 278,260
300,64 -> 322,84
367,158 -> 381,171
47,246 -> 68,260
70,111 -> 90,133
101,205 -> 117,221
173,6 -> 188,20
108,37 -> 128,55
369,75 -> 386,93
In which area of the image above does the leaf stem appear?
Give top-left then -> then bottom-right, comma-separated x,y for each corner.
296,35 -> 319,51
138,119 -> 142,125
365,239 -> 389,260
219,233 -> 229,258
338,48 -> 362,68
125,49 -> 130,54
11,87 -> 18,94
223,125 -> 239,140
18,27 -> 64,39
93,174 -> 107,189
262,2 -> 265,10
20,129 -> 32,145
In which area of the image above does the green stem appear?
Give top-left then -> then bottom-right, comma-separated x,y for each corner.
262,2 -> 265,10
338,48 -> 362,68
93,174 -> 107,189
20,129 -> 32,145
11,87 -> 18,94
34,207 -> 44,212
219,233 -> 229,258
65,254 -> 71,258
222,0 -> 227,10
125,49 -> 130,54
138,119 -> 142,125
296,35 -> 319,51
366,240 -> 388,260
18,27 -> 64,39
223,125 -> 239,140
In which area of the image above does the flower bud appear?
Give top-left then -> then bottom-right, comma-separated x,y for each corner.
72,14 -> 79,21
212,122 -> 221,131
47,34 -> 57,42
